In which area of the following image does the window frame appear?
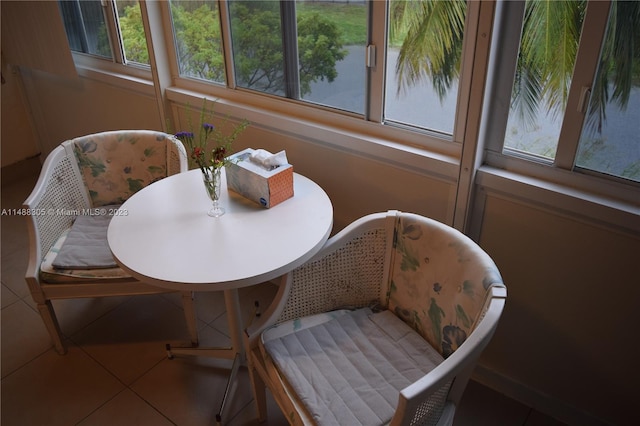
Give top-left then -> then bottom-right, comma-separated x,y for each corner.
163,0 -> 483,158
376,0 -> 477,145
63,0 -> 639,214
482,0 -> 639,206
63,0 -> 152,80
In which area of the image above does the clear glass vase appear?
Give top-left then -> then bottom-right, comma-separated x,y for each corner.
202,167 -> 225,217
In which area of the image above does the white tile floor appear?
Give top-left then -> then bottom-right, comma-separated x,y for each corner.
1,173 -> 566,426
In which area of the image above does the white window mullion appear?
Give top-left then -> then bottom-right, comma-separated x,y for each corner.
281,0 -> 300,99
452,0 -> 495,231
554,0 -> 611,170
478,0 -> 525,156
218,0 -> 237,89
139,0 -> 174,130
104,0 -> 125,64
366,0 -> 387,123
451,0 -> 483,145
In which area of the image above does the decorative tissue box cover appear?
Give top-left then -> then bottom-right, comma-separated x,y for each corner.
226,148 -> 294,208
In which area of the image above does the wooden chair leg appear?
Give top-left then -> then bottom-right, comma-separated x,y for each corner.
36,301 -> 66,355
248,360 -> 268,422
246,302 -> 267,422
181,291 -> 199,345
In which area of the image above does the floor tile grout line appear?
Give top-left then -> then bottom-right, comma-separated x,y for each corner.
0,298 -> 55,378
523,407 -> 534,425
65,334 -> 181,425
125,363 -> 181,426
1,340 -> 55,380
73,387 -> 129,426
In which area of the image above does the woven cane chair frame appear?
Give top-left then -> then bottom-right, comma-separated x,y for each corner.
245,211 -> 506,426
23,131 -> 197,355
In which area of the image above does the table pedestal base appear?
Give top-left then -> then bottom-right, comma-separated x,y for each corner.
164,289 -> 246,425
165,344 -> 236,360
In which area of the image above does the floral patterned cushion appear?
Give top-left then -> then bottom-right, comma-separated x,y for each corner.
387,214 -> 503,357
71,131 -> 171,207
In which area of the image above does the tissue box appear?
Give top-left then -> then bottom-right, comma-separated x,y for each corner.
226,148 -> 294,208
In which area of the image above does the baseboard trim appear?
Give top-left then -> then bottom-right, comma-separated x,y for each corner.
472,365 -> 610,426
1,155 -> 41,187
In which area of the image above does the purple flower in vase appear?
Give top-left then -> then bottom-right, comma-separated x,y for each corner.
174,131 -> 194,141
203,123 -> 215,134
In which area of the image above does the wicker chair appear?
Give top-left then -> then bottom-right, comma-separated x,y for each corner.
23,130 -> 198,355
245,211 -> 506,425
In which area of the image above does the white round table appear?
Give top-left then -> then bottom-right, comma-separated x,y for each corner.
108,168 -> 333,292
107,168 -> 332,424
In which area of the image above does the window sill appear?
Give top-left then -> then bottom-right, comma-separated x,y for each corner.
165,86 -> 461,183
72,54 -> 154,96
476,166 -> 640,236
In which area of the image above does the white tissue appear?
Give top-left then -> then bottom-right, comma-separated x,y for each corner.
249,149 -> 288,170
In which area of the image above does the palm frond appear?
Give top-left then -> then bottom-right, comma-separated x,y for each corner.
611,0 -> 639,108
394,0 -> 466,100
524,0 -> 583,115
586,0 -> 639,132
513,0 -> 584,123
511,57 -> 543,130
586,57 -> 610,134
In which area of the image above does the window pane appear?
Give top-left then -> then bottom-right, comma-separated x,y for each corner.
385,0 -> 466,135
59,0 -> 112,58
296,0 -> 367,114
575,1 -> 640,182
115,0 -> 149,65
229,0 -> 285,96
504,0 -> 585,160
169,0 -> 225,83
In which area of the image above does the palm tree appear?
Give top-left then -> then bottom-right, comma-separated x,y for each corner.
587,0 -> 640,132
390,0 -> 466,100
390,0 -> 640,132
513,0 -> 584,126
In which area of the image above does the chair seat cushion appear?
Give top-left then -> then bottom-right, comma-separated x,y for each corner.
262,307 -> 444,425
52,207 -> 120,270
41,228 -> 131,283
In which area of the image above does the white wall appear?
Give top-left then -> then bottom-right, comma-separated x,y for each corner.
171,102 -> 457,231
18,69 -> 161,157
1,66 -> 39,168
477,193 -> 639,425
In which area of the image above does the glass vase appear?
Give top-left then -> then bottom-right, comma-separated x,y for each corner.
202,167 -> 225,217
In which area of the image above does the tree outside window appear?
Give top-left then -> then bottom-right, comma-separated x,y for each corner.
62,0 -> 639,184
575,1 -> 640,181
501,0 -> 639,182
115,0 -> 149,66
170,0 -> 226,83
386,0 -> 466,135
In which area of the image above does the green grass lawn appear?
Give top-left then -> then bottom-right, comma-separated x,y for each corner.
296,1 -> 368,45
296,1 -> 407,47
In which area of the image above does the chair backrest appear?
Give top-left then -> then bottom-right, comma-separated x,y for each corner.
278,212 -> 394,322
24,130 -> 187,284
385,212 -> 504,357
65,130 -> 186,207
